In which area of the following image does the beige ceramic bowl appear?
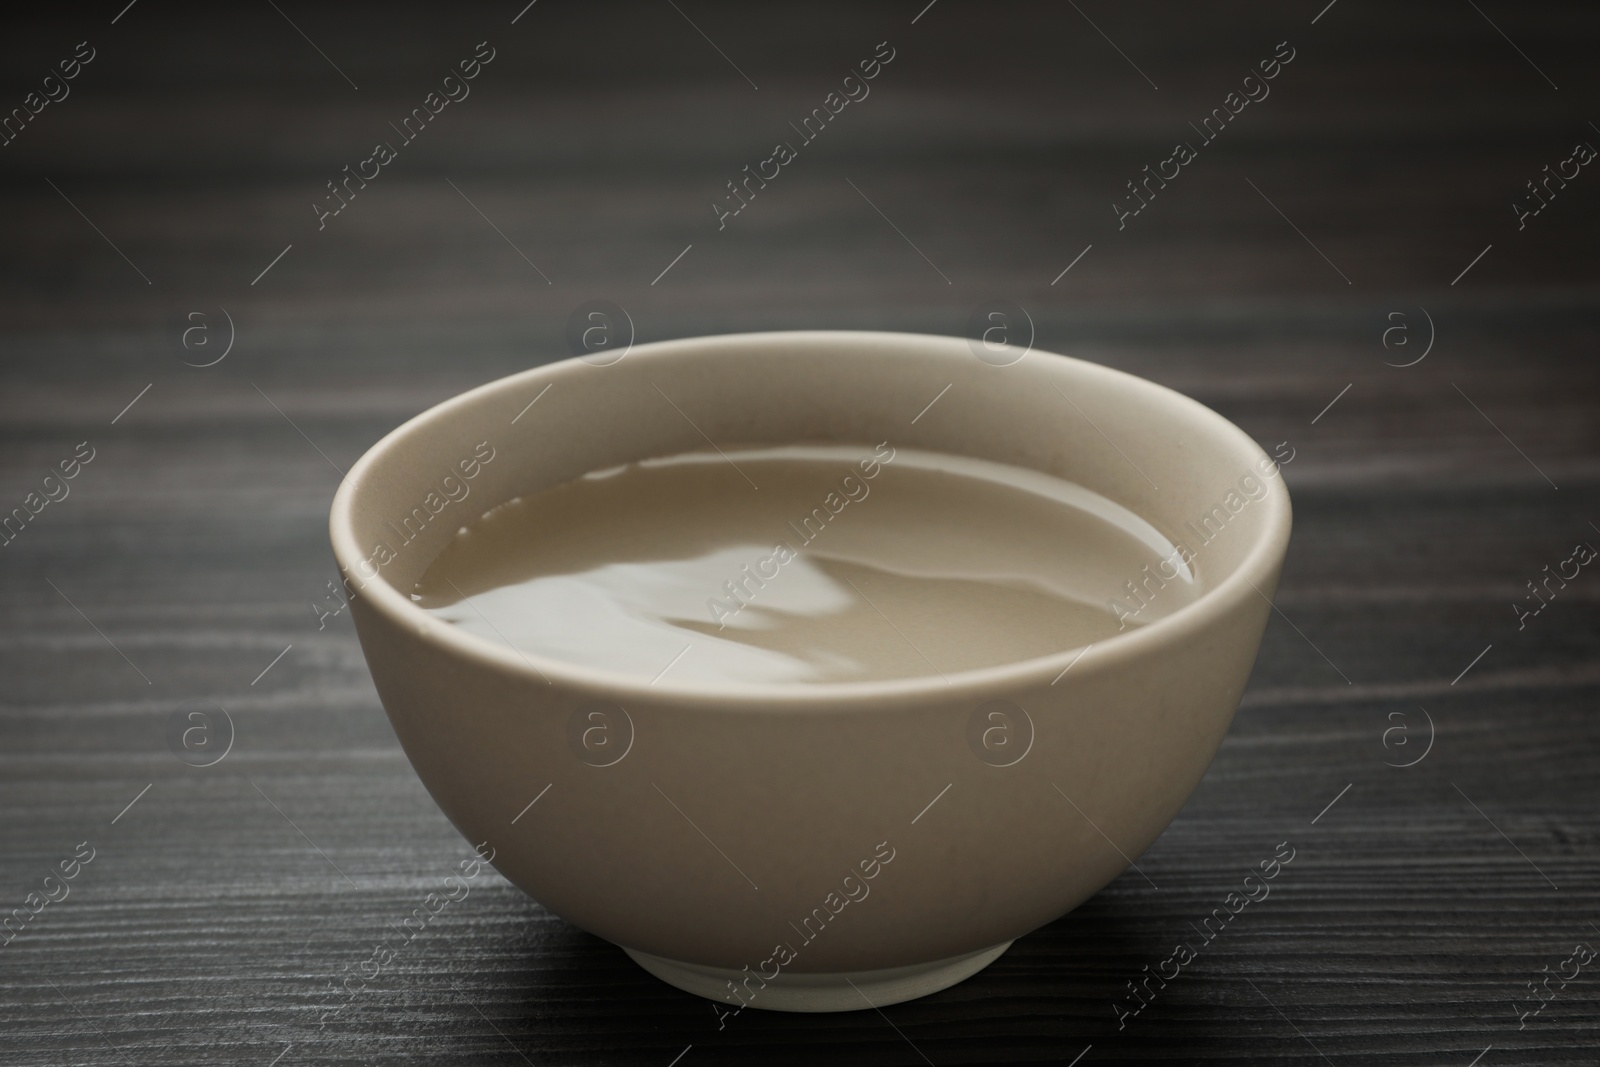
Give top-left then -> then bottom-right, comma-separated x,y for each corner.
329,330 -> 1291,1012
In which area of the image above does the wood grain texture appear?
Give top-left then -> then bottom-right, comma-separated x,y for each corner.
2,1 -> 1598,1063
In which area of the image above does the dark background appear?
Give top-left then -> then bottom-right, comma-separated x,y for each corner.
3,1 -> 1599,1063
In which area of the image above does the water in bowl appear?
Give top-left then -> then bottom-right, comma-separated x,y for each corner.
413,444 -> 1197,685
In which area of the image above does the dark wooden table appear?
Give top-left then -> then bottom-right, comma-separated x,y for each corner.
3,2 -> 1598,1063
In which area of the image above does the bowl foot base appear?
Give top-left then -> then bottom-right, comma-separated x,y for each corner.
623,940 -> 1013,1013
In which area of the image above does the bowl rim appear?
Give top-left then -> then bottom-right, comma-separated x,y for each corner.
329,329 -> 1292,709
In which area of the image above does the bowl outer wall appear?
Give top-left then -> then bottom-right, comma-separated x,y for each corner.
331,330 -> 1291,972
